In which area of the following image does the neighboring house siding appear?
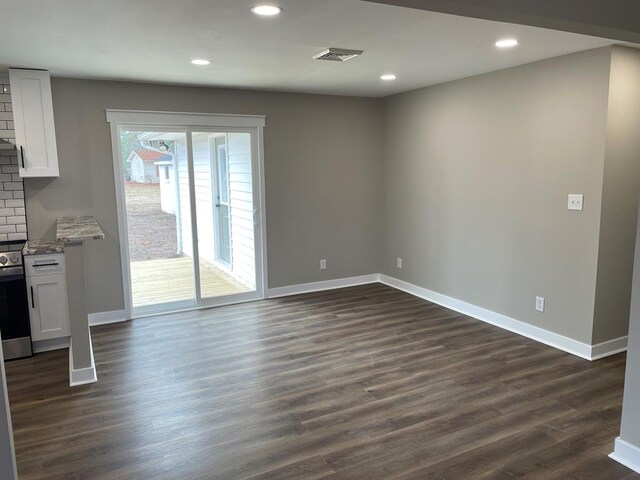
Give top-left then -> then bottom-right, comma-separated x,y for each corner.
176,140 -> 191,257
191,132 -> 216,265
173,132 -> 254,289
158,165 -> 176,214
143,163 -> 159,183
228,132 -> 255,288
130,155 -> 144,183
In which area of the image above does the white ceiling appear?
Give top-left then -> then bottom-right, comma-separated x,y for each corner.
0,0 -> 617,97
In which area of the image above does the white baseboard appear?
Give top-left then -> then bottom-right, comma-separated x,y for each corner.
591,336 -> 628,360
88,309 -> 129,327
32,337 -> 70,353
84,276 -> 627,363
379,274 -> 613,361
267,274 -> 380,298
69,337 -> 97,387
610,438 -> 640,474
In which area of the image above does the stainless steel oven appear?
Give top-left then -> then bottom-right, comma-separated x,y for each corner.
0,241 -> 32,360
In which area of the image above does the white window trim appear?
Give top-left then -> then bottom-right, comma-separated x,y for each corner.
106,109 -> 265,128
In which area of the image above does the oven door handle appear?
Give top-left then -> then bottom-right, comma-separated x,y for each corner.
0,269 -> 25,281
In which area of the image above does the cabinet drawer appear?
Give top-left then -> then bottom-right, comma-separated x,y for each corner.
25,254 -> 66,277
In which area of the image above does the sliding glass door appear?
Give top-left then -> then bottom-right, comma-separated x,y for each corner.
191,131 -> 256,301
114,122 -> 263,317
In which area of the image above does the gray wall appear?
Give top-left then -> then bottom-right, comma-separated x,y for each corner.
619,197 -> 640,447
24,79 -> 382,314
381,47 -> 613,344
593,47 -> 640,344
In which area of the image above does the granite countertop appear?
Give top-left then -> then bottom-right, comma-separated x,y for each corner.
56,216 -> 105,243
23,240 -> 65,256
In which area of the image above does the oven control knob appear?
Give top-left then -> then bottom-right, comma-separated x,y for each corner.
0,256 -> 6,265
10,255 -> 19,263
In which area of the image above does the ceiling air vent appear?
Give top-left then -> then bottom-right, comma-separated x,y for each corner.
313,48 -> 364,62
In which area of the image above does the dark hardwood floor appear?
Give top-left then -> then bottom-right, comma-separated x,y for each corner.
5,284 -> 638,479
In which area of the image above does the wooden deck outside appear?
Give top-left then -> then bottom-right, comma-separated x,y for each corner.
131,256 -> 250,307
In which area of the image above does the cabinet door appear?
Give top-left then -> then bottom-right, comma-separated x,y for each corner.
9,69 -> 60,177
26,274 -> 70,341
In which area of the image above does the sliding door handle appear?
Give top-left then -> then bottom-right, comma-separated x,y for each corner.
19,146 -> 25,169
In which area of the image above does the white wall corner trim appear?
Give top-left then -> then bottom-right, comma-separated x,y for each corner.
267,274 -> 380,298
89,309 -> 129,327
610,438 -> 640,474
379,275 -> 599,361
590,336 -> 628,360
69,337 -> 97,387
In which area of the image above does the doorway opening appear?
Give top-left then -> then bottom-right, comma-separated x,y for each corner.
107,111 -> 266,318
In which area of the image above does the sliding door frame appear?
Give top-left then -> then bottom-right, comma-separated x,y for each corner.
107,110 -> 267,320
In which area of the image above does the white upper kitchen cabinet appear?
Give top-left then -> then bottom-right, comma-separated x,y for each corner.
9,69 -> 60,177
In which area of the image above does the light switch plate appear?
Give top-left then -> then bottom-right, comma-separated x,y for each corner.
568,194 -> 583,211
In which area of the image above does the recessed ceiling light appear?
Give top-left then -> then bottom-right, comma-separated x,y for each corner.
191,59 -> 210,66
495,39 -> 519,48
380,74 -> 397,81
251,5 -> 282,16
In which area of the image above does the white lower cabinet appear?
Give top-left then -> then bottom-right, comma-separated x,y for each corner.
25,255 -> 70,342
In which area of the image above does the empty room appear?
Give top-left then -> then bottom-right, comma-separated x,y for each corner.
1,0 -> 640,479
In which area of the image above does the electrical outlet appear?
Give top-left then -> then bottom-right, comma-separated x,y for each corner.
320,259 -> 327,270
535,296 -> 545,312
397,257 -> 403,269
568,194 -> 583,211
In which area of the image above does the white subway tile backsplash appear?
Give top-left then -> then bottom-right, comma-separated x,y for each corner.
5,199 -> 23,208
0,81 -> 26,239
7,216 -> 25,225
1,165 -> 18,174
